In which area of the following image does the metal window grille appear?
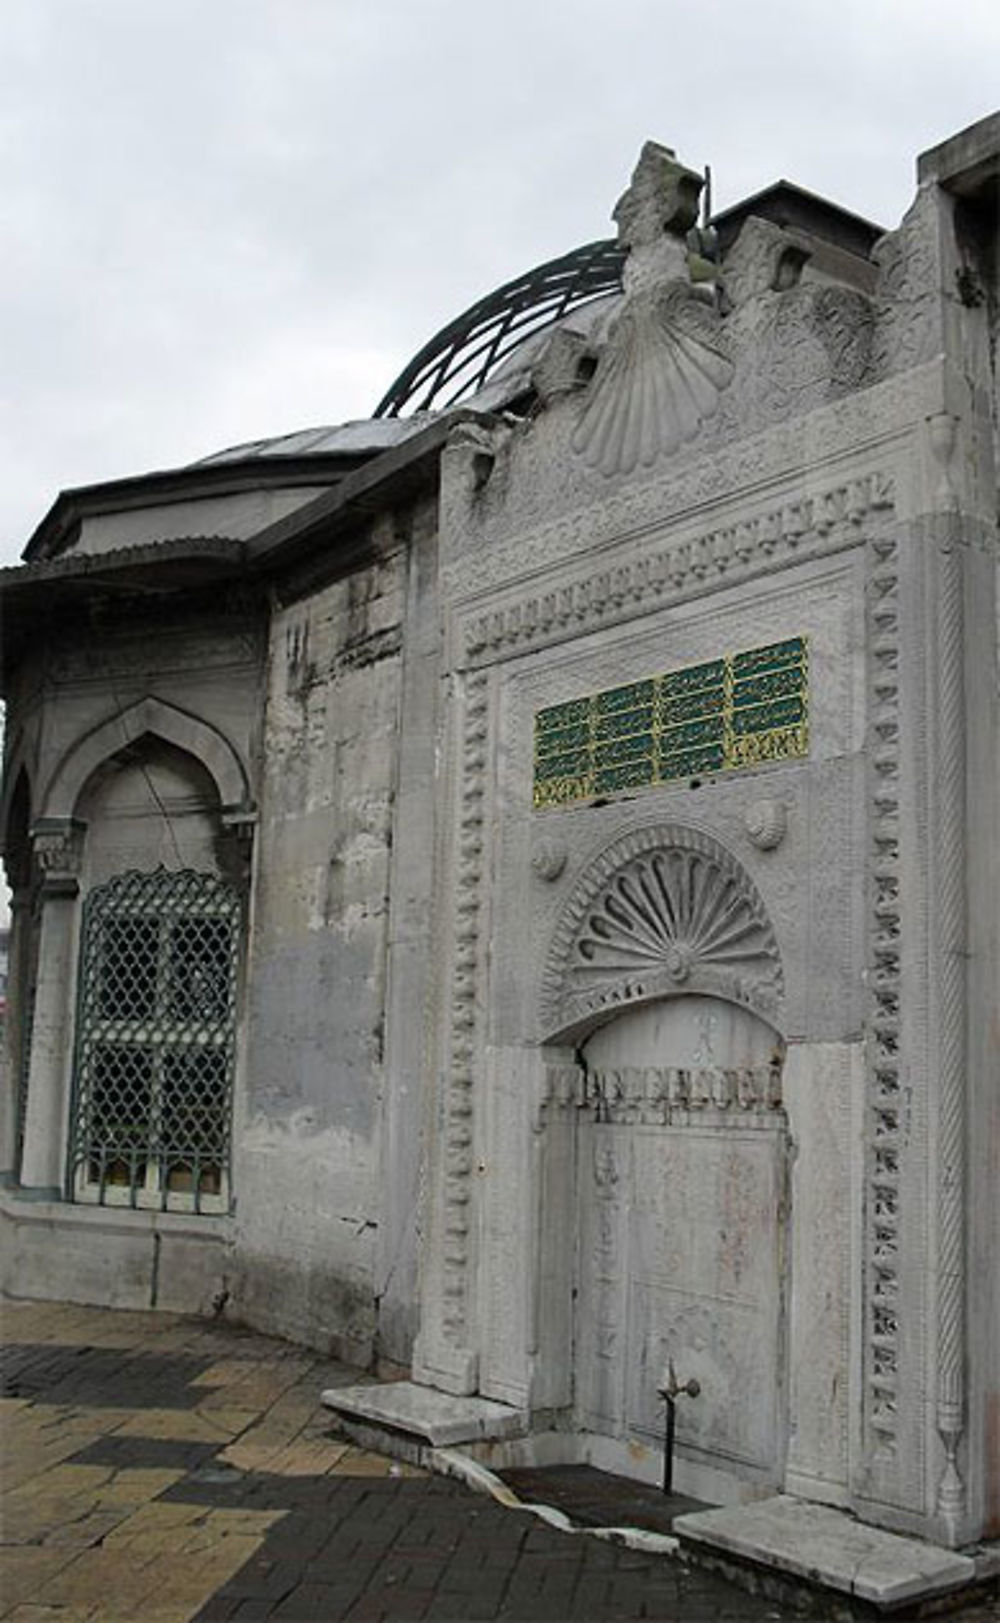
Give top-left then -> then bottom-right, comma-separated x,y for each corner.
69,869 -> 240,1212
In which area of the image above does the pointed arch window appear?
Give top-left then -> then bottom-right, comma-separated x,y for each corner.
69,869 -> 240,1212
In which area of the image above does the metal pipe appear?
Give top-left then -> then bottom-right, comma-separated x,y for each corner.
663,1393 -> 677,1495
658,1360 -> 700,1497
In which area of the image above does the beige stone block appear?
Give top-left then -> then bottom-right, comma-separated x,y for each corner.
100,1501 -> 206,1555
2,1603 -> 99,1623
40,1508 -> 131,1549
328,1446 -> 395,1476
113,1408 -> 235,1443
188,1358 -> 252,1387
93,1467 -> 185,1508
191,1404 -> 259,1438
263,1437 -> 351,1476
0,1546 -> 81,1611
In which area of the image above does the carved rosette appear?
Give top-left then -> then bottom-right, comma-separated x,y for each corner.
541,825 -> 782,1042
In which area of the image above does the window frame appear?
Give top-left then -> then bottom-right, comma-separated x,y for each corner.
68,868 -> 241,1215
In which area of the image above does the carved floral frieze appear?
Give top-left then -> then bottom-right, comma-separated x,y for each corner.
462,472 -> 894,668
583,1061 -> 783,1124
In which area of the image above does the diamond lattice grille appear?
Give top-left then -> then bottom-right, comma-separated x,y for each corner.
71,869 -> 240,1209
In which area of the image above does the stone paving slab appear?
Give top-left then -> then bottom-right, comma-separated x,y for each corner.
3,1299 -> 999,1622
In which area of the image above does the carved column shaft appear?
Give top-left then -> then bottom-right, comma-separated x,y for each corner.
932,505 -> 968,1539
18,825 -> 83,1197
0,889 -> 31,1184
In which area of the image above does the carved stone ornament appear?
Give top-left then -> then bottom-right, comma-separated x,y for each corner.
744,798 -> 787,851
530,327 -> 591,404
32,821 -> 84,881
721,217 -> 810,309
571,142 -> 733,478
541,824 -> 782,1042
531,835 -> 567,882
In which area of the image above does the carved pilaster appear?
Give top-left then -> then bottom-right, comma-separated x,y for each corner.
928,415 -> 968,1540
863,519 -> 904,1477
525,1057 -> 584,1363
440,669 -> 489,1356
18,824 -> 85,1196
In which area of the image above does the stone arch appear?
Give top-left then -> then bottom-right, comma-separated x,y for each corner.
38,697 -> 251,825
540,822 -> 783,1044
0,734 -> 31,857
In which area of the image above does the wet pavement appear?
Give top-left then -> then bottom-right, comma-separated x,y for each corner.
2,1300 -> 998,1622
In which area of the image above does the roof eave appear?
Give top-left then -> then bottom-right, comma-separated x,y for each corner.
21,450 -> 381,565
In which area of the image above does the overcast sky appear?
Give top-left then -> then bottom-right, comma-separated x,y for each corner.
2,0 -> 997,567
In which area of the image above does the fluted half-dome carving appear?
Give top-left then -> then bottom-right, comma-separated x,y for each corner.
541,824 -> 782,1041
571,287 -> 733,477
571,141 -> 733,478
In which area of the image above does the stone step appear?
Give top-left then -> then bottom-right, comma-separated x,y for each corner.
673,1495 -> 981,1613
321,1379 -> 529,1453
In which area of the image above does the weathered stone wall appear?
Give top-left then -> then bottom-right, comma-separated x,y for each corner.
233,533 -> 410,1363
417,139 -> 998,1537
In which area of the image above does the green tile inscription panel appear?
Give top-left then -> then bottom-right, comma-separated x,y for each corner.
533,637 -> 808,808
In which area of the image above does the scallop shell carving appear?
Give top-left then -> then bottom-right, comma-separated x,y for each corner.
571,290 -> 734,478
541,825 -> 781,1040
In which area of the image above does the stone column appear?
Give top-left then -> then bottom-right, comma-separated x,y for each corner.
0,888 -> 31,1186
17,822 -> 83,1200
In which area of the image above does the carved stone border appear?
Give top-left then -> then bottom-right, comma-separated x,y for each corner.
864,523 -> 903,1472
439,669 -> 489,1349
460,472 -> 894,669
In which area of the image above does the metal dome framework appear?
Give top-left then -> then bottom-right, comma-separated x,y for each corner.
374,238 -> 626,418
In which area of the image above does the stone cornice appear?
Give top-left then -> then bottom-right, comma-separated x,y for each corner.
444,362 -> 942,608
459,470 -> 895,669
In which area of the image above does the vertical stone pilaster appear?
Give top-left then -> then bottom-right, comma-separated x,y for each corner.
413,670 -> 490,1394
861,509 -> 907,1500
926,415 -> 969,1542
0,889 -> 30,1185
17,823 -> 83,1199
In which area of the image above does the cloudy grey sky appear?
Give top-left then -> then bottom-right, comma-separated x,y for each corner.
2,0 -> 997,566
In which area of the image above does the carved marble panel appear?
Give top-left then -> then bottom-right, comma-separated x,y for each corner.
575,1116 -> 787,1478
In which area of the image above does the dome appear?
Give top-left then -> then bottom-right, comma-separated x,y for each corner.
374,238 -> 626,417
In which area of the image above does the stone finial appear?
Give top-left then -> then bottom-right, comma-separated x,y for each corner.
612,141 -> 704,250
571,141 -> 731,478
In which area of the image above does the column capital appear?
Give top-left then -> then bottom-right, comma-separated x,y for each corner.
30,818 -> 85,895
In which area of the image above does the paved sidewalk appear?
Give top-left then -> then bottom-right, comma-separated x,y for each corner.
2,1301 -> 997,1623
